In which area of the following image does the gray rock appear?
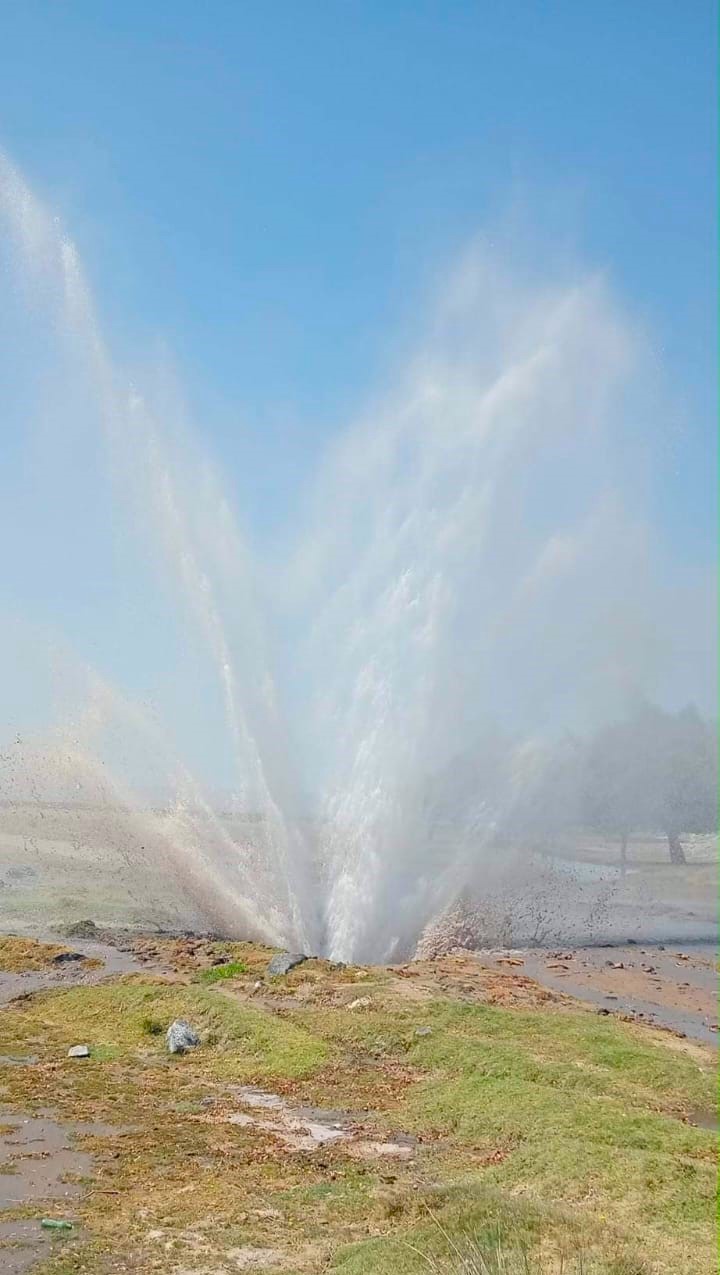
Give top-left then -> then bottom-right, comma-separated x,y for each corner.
266,952 -> 308,977
166,1019 -> 201,1055
67,1044 -> 90,1058
414,1026 -> 433,1038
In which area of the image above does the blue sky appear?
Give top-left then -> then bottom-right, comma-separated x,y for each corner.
1,0 -> 715,558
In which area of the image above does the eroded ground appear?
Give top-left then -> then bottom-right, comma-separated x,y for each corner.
0,933 -> 715,1275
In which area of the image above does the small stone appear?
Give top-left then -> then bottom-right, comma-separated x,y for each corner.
67,1044 -> 90,1058
266,952 -> 308,977
347,996 -> 372,1011
166,1019 -> 200,1054
414,1026 -> 433,1038
52,951 -> 85,965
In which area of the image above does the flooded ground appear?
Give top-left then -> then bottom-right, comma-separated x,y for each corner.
471,941 -> 718,1044
0,936 -> 156,1006
0,1113 -> 89,1273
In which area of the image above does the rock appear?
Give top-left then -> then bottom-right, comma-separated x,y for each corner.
414,1026 -> 433,1038
266,952 -> 307,977
347,996 -> 372,1011
166,1019 -> 200,1054
67,1044 -> 90,1058
52,951 -> 85,965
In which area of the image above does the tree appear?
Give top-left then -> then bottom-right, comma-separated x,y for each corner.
637,704 -> 716,864
583,703 -> 717,866
582,720 -> 646,868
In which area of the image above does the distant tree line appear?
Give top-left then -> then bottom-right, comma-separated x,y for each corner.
432,702 -> 717,866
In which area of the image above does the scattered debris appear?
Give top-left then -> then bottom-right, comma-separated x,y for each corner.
266,952 -> 307,977
166,1020 -> 200,1054
496,956 -> 524,966
605,961 -> 625,969
67,1045 -> 90,1059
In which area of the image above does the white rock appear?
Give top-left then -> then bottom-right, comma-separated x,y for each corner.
67,1044 -> 90,1058
347,996 -> 372,1011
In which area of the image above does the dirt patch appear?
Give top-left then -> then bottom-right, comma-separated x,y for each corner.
467,943 -> 718,1043
0,936 -> 86,974
387,953 -> 569,1012
211,1085 -> 418,1160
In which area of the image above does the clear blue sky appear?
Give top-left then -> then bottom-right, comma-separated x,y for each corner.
0,0 -> 716,799
1,0 -> 716,547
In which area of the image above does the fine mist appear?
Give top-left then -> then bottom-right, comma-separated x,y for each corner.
0,153 -> 715,961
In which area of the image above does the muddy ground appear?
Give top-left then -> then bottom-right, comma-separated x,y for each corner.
0,929 -> 716,1274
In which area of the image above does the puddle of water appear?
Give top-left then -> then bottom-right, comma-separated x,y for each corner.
687,1108 -> 719,1133
0,1113 -> 91,1209
0,1219 -> 53,1275
0,937 -> 148,1007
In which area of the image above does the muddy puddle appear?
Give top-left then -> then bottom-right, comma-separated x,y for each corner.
0,1110 -> 135,1272
221,1085 -> 417,1159
0,1112 -> 90,1272
0,936 -> 156,1006
472,942 -> 718,1044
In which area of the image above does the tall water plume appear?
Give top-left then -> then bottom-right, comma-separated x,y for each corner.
0,154 -> 713,959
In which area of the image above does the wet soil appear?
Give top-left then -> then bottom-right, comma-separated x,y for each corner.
0,936 -> 161,1006
212,1084 -> 417,1159
470,942 -> 718,1044
0,1112 -> 91,1273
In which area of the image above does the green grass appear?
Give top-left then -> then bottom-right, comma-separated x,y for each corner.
0,951 -> 714,1275
196,959 -> 249,983
0,977 -> 327,1079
